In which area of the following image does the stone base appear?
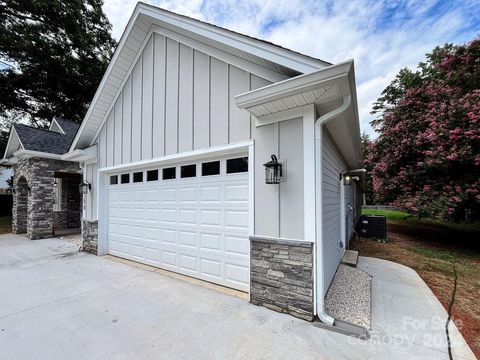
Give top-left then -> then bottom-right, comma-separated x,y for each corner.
82,220 -> 98,254
250,236 -> 314,321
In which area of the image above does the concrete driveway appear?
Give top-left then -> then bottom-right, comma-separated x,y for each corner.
0,234 -> 475,360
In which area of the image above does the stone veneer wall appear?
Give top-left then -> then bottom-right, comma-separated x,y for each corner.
82,220 -> 98,254
250,236 -> 314,321
12,157 -> 81,239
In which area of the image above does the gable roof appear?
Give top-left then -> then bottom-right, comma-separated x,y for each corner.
53,117 -> 80,139
3,119 -> 80,159
70,2 -> 331,151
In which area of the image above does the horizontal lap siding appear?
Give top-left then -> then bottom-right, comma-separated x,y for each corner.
96,33 -> 270,169
322,129 -> 347,296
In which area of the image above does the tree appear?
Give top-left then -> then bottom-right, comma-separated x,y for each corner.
0,0 -> 116,130
369,39 -> 480,221
361,132 -> 374,205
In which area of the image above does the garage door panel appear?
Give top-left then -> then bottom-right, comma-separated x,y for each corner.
225,210 -> 249,229
200,209 -> 222,226
179,209 -> 197,224
178,230 -> 197,247
107,154 -> 250,291
200,232 -> 222,251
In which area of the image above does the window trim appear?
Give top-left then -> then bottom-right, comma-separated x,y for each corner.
201,160 -> 221,177
110,175 -> 118,185
133,171 -> 144,183
120,173 -> 130,184
226,156 -> 249,174
180,164 -> 197,179
146,169 -> 159,182
162,167 -> 177,180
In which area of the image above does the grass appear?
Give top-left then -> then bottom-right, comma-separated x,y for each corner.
351,217 -> 480,357
362,208 -> 480,237
408,245 -> 455,262
362,208 -> 411,220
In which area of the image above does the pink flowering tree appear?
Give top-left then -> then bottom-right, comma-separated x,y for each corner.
369,39 -> 480,221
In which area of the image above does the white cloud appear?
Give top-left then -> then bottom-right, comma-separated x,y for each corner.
102,0 -> 479,136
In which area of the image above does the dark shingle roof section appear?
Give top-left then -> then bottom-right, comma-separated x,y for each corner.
14,120 -> 79,155
54,117 -> 80,139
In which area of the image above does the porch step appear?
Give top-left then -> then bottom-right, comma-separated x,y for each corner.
341,250 -> 358,268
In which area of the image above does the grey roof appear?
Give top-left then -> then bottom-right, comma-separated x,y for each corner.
14,119 -> 80,155
54,117 -> 80,139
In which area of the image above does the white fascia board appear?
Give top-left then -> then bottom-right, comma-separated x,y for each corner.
72,3 -> 330,152
152,25 -> 288,83
69,3 -> 145,152
13,149 -> 64,160
62,144 -> 97,162
49,118 -> 65,134
99,140 -> 253,173
236,60 -> 353,110
3,127 -> 24,160
138,3 -> 330,73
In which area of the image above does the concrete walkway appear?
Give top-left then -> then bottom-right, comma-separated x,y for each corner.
0,234 -> 475,359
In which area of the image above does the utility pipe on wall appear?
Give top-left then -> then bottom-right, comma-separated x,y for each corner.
314,94 -> 351,325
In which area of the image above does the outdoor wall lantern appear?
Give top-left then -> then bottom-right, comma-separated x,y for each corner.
263,155 -> 283,184
341,172 -> 352,186
79,180 -> 91,195
53,179 -> 58,188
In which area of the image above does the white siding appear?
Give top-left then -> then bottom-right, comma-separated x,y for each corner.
89,33 -> 272,222
84,162 -> 98,220
322,129 -> 348,295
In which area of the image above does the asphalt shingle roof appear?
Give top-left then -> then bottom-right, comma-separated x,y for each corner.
14,119 -> 80,155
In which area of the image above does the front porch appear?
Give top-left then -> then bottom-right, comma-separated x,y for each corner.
12,157 -> 82,239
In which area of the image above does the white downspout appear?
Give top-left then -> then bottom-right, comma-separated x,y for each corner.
315,94 -> 351,325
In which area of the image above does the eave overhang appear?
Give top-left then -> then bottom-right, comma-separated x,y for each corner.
236,60 -> 363,169
70,2 -> 330,152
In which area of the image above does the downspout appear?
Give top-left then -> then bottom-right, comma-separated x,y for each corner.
315,94 -> 351,325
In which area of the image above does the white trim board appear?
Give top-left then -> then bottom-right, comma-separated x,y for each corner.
98,140 -> 253,173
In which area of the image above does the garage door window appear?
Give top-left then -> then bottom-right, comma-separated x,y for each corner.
133,172 -> 143,183
121,174 -> 130,184
226,157 -> 248,174
202,161 -> 220,176
147,170 -> 158,181
162,167 -> 176,180
110,175 -> 118,185
181,164 -> 196,178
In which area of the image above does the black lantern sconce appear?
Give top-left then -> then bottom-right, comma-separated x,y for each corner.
79,180 -> 91,195
263,155 -> 285,184
53,179 -> 58,188
341,172 -> 352,186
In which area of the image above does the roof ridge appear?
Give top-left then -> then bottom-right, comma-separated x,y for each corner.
138,2 -> 332,66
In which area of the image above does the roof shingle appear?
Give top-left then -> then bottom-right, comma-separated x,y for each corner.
14,118 -> 80,155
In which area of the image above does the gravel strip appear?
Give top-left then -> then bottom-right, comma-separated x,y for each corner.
59,234 -> 83,249
325,264 -> 372,329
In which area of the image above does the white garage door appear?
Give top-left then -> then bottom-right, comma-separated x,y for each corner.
107,155 -> 250,291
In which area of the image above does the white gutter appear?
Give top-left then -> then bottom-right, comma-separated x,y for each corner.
315,94 -> 352,325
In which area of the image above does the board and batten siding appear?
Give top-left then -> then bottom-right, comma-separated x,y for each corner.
85,32 -> 273,221
84,162 -> 98,220
252,115 -> 305,240
322,128 -> 355,295
95,32 -> 270,169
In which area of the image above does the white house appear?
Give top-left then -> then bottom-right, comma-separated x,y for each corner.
4,3 -> 363,323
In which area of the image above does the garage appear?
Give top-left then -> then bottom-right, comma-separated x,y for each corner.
106,154 -> 250,291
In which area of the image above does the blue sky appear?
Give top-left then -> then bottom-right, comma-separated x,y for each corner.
103,0 -> 480,135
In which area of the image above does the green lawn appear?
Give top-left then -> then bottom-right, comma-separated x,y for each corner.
361,208 -> 411,220
362,208 -> 480,234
